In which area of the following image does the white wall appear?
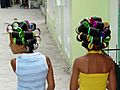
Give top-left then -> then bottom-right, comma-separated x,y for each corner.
109,0 -> 118,62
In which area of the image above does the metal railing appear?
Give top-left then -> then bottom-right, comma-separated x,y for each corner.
104,45 -> 120,90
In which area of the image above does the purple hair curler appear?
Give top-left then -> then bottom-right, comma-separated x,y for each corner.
93,21 -> 104,30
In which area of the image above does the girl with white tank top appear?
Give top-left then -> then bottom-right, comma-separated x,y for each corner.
7,20 -> 55,90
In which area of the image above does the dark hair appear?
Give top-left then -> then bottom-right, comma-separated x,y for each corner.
7,20 -> 41,52
76,16 -> 111,51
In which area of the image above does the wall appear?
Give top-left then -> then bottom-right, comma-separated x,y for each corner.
46,0 -> 56,38
109,0 -> 118,63
47,0 -> 72,68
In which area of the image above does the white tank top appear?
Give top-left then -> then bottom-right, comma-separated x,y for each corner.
16,52 -> 48,90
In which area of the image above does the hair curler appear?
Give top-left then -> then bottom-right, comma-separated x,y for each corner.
12,31 -> 21,38
82,21 -> 90,28
88,27 -> 100,36
79,33 -> 90,42
82,41 -> 89,49
89,16 -> 102,24
24,31 -> 34,39
19,21 -> 28,31
76,34 -> 82,42
26,38 -> 37,46
103,22 -> 109,29
93,21 -> 104,30
29,23 -> 36,31
92,36 -> 102,45
104,36 -> 111,43
14,38 -> 24,45
24,20 -> 30,25
12,21 -> 19,30
77,24 -> 89,34
6,24 -> 12,32
97,42 -> 108,49
103,28 -> 111,37
80,18 -> 91,26
88,42 -> 94,49
33,28 -> 41,36
76,20 -> 91,34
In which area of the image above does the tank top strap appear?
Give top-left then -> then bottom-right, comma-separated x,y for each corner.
87,50 -> 103,54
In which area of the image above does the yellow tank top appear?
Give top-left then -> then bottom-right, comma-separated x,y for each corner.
79,72 -> 109,90
79,50 -> 108,90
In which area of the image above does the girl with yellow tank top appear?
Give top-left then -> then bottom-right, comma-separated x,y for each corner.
70,17 -> 116,90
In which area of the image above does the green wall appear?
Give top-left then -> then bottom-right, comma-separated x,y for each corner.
70,0 -> 109,66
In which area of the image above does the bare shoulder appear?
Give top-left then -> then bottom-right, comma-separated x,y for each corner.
75,55 -> 88,63
105,55 -> 113,60
11,58 -> 16,65
74,55 -> 90,73
45,56 -> 51,68
102,55 -> 115,72
73,56 -> 87,67
11,58 -> 16,72
104,55 -> 114,65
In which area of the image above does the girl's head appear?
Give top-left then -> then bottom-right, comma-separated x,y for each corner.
7,20 -> 41,54
76,16 -> 111,51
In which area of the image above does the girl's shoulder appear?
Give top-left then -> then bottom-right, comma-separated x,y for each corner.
11,58 -> 16,72
11,58 -> 16,63
74,56 -> 88,66
75,55 -> 89,62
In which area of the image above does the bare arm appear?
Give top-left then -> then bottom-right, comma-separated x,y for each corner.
11,58 -> 16,72
70,59 -> 79,90
46,56 -> 55,90
108,60 -> 116,90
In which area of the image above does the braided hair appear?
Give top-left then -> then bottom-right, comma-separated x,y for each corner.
76,16 -> 111,51
6,20 -> 41,52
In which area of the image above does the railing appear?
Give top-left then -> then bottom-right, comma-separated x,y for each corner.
104,45 -> 120,90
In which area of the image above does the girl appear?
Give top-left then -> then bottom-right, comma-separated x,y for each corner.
70,16 -> 116,90
7,20 -> 55,90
